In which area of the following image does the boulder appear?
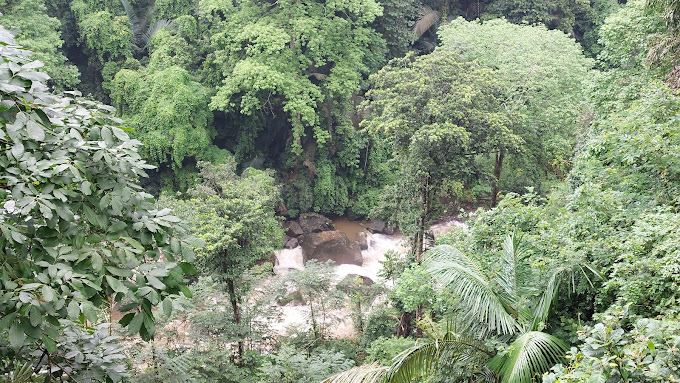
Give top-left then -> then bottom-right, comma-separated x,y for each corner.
301,230 -> 362,266
284,221 -> 304,237
341,274 -> 375,286
276,288 -> 304,306
284,237 -> 299,249
366,219 -> 386,233
298,213 -> 334,233
356,231 -> 369,250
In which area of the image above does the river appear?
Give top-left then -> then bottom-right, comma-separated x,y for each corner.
269,216 -> 466,338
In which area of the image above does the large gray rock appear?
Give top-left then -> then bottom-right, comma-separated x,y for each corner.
284,221 -> 304,237
276,288 -> 304,306
366,219 -> 386,233
284,237 -> 299,249
341,274 -> 375,286
298,213 -> 334,234
301,230 -> 362,266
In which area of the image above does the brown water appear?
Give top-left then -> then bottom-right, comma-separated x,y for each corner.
331,217 -> 366,242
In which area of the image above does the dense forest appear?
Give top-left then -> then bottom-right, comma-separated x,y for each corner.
4,0 -> 680,381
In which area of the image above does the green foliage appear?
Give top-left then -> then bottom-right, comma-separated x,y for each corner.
391,265 -> 438,313
371,0 -> 419,59
0,0 -> 80,90
208,0 -> 386,156
313,161 -> 351,215
167,160 -> 281,281
592,0 -> 666,113
438,18 -> 593,192
544,305 -> 680,382
365,336 -> 415,365
483,0 -> 590,33
0,29 -> 197,381
573,0 -> 621,57
2,322 -> 128,382
281,175 -> 314,219
71,2 -> 133,65
362,50 -> 514,252
327,235 -> 586,383
258,345 -> 356,383
359,304 -> 401,350
109,64 -> 218,172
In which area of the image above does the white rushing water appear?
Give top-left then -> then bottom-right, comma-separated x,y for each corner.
269,218 -> 464,338
270,229 -> 405,337
273,232 -> 406,282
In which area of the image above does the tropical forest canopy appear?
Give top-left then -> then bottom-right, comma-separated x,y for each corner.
4,0 -> 680,381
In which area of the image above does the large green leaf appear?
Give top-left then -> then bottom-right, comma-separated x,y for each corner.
425,244 -> 518,335
489,331 -> 567,383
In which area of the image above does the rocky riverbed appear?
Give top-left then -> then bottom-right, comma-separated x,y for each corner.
269,214 -> 467,337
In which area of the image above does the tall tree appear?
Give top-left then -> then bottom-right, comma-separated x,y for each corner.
438,18 -> 593,204
362,52 -> 516,259
166,160 -> 282,360
206,0 -> 387,217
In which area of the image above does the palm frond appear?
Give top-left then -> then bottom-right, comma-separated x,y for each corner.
490,331 -> 567,383
531,260 -> 601,331
5,362 -> 35,383
120,0 -> 141,33
141,19 -> 174,48
385,335 -> 490,383
496,234 -> 534,316
413,6 -> 441,38
531,267 -> 565,331
425,245 -> 518,335
321,363 -> 389,383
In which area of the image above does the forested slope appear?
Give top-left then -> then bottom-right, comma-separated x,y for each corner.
4,0 -> 680,382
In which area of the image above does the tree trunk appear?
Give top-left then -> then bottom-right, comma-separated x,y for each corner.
308,293 -> 320,340
415,304 -> 424,337
416,176 -> 431,262
396,311 -> 413,338
491,148 -> 505,208
227,279 -> 244,361
152,345 -> 160,383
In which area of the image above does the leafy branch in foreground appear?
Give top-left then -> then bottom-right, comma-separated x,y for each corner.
0,26 -> 200,381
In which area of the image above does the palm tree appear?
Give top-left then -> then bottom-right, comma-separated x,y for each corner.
120,0 -> 174,58
324,234 -> 597,383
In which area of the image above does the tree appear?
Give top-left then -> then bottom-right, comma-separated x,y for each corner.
325,235 -> 596,382
0,28 -> 197,381
362,52 -> 516,259
278,260 -> 344,342
109,62 -> 223,190
208,0 -> 385,157
437,18 -> 593,203
205,0 -> 387,217
165,160 -> 282,359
